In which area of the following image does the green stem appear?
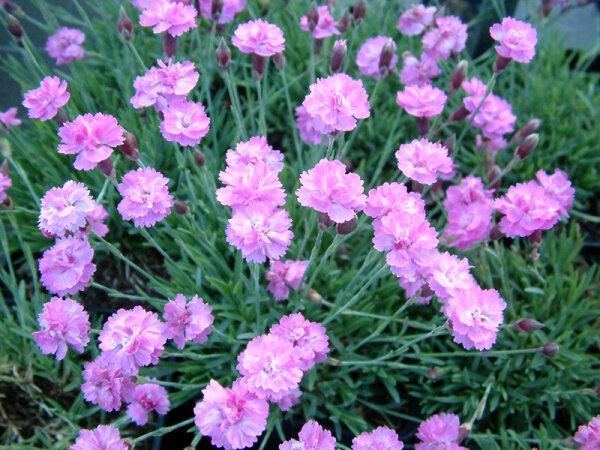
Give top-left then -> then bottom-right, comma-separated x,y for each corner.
95,236 -> 154,280
251,262 -> 261,328
305,234 -> 342,294
296,228 -> 324,298
223,70 -> 248,140
256,77 -> 267,136
280,68 -> 303,168
325,136 -> 335,159
133,418 -> 195,444
126,40 -> 147,71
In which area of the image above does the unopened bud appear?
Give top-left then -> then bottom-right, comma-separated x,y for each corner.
541,342 -> 559,358
493,55 -> 511,74
515,133 -> 539,160
97,158 -> 116,179
416,117 -> 429,137
489,225 -> 503,241
6,14 -> 23,40
443,133 -> 456,155
448,105 -> 469,123
487,164 -> 501,194
318,212 -> 333,230
252,54 -> 266,79
53,109 -> 68,127
272,52 -> 285,70
117,7 -> 133,41
216,37 -> 231,71
511,118 -> 541,144
451,60 -> 468,91
211,0 -> 224,21
193,149 -> 205,167
330,40 -> 347,73
307,2 -> 319,31
338,10 -> 351,33
0,138 -> 12,158
3,1 -> 22,14
307,288 -> 322,303
529,229 -> 543,248
338,243 -> 347,256
0,160 -> 9,177
163,33 -> 177,59
174,200 -> 189,215
353,0 -> 366,25
378,39 -> 395,78
541,0 -> 554,16
313,38 -> 324,56
118,130 -> 139,161
513,318 -> 545,333
457,426 -> 470,444
325,0 -> 335,9
336,216 -> 357,235
426,368 -> 439,380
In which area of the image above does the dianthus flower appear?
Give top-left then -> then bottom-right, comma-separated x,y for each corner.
117,167 -> 173,228
127,383 -> 170,426
270,313 -> 329,371
415,413 -> 467,450
356,36 -> 398,79
232,19 -> 285,56
98,306 -> 166,376
428,252 -> 475,301
302,73 -> 370,132
39,237 -> 96,296
352,426 -> 404,450
300,5 -> 340,39
132,0 -> 153,10
0,172 -> 12,204
225,136 -> 284,172
22,76 -> 70,121
279,420 -> 336,450
422,16 -> 468,60
194,378 -> 269,450
198,0 -> 246,24
494,180 -> 561,238
139,0 -> 197,36
443,286 -> 506,351
364,182 -> 425,221
163,294 -> 214,349
83,204 -> 109,238
226,204 -> 293,263
276,388 -> 301,411
397,270 -> 433,304
57,113 -> 125,170
33,296 -> 90,360
81,355 -> 135,412
574,415 -> 600,450
46,27 -> 85,65
397,4 -> 436,36
295,105 -> 329,145
536,168 -> 574,218
159,100 -> 210,146
71,425 -> 128,450
396,85 -> 447,118
296,158 -> 367,223
0,107 -> 21,130
476,134 -> 507,153
265,260 -> 309,301
395,139 -> 453,185
490,17 -> 537,64
400,52 -> 441,86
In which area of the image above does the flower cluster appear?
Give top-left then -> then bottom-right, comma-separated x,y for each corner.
22,76 -> 70,122
163,294 -> 214,349
139,0 -> 198,37
46,27 -> 85,65
265,259 -> 309,301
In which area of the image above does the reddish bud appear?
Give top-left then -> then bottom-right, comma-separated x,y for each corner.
541,342 -> 559,358
511,118 -> 541,144
163,33 -> 177,59
3,1 -> 22,14
352,0 -> 366,25
493,55 -> 511,74
416,117 -> 430,137
336,216 -> 357,235
307,288 -> 322,303
0,160 -> 9,177
426,368 -> 439,380
2,195 -> 12,208
97,158 -> 116,179
252,54 -> 266,79
52,109 -> 68,127
272,52 -> 285,70
6,13 -> 23,40
211,0 -> 224,21
330,39 -> 347,73
338,10 -> 351,33
515,133 -> 539,161
529,229 -> 543,248
457,426 -> 471,444
318,212 -> 333,230
513,318 -> 545,332
307,2 -> 319,31
487,164 -> 501,195
117,7 -> 133,41
193,149 -> 205,167
174,200 -> 189,215
216,37 -> 232,71
118,130 -> 139,161
451,60 -> 468,91
448,105 -> 469,123
378,39 -> 395,78
443,133 -> 456,155
313,38 -> 324,56
489,225 -> 503,241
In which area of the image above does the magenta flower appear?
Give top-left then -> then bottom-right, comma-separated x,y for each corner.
225,136 -> 284,172
39,237 -> 96,296
396,85 -> 447,118
295,105 -> 329,145
364,182 -> 425,220
194,378 -> 269,450
279,420 -> 336,450
159,100 -> 210,146
296,158 -> 367,223
0,172 -> 12,204
127,383 -> 170,426
32,296 -> 90,360
232,19 -> 285,57
356,36 -> 398,79
352,426 -> 404,450
397,4 -> 436,36
415,413 -> 467,450
536,168 -> 574,218
300,5 -> 340,39
22,76 -> 70,121
163,294 -> 214,349
575,415 -> 600,450
265,260 -> 309,301
400,52 -> 441,86
198,0 -> 246,24
117,167 -> 173,228
302,73 -> 370,132
81,355 -> 136,412
395,139 -> 453,185
490,17 -> 537,64
98,306 -> 166,376
71,425 -> 128,450
422,16 -> 468,60
139,0 -> 198,36
0,107 -> 21,130
428,252 -> 476,302
46,27 -> 85,65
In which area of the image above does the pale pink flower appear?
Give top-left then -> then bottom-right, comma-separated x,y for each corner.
422,16 -> 468,60
33,296 -> 90,360
295,105 -> 330,145
139,0 -> 197,36
356,36 -> 398,79
0,172 -> 12,203
265,260 -> 309,301
536,168 -> 574,218
225,136 -> 284,172
82,204 -> 109,238
276,388 -> 301,411
0,107 -> 21,130
160,100 -> 210,146
81,355 -> 136,412
395,139 -> 453,185
46,27 -> 85,65
396,84 -> 446,118
232,19 -> 285,57
428,252 -> 476,301
476,134 -> 507,153
400,52 -> 441,86
22,76 -> 70,121
300,5 -> 340,39
279,420 -> 336,450
194,378 -> 269,450
574,415 -> 600,450
117,167 -> 173,228
397,4 -> 436,36
71,425 -> 128,450
397,270 -> 433,304
296,158 -> 367,223
352,426 -> 404,450
163,294 -> 214,349
132,0 -> 154,10
490,17 -> 537,64
39,237 -> 96,296
198,0 -> 246,24
127,383 -> 170,426
415,413 -> 467,450
302,73 -> 370,132
364,182 -> 425,220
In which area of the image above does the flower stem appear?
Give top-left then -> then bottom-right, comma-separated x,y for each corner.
251,262 -> 262,328
280,68 -> 303,168
223,70 -> 248,140
133,417 -> 195,444
256,77 -> 267,136
296,228 -> 324,298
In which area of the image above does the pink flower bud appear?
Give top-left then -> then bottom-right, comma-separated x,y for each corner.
528,229 -> 543,248
457,425 -> 470,444
273,52 -> 285,70
252,54 -> 266,80
338,10 -> 351,33
117,7 -> 133,41
118,130 -> 139,161
211,0 -> 224,21
378,39 -> 396,78
451,60 -> 468,91
489,225 -> 503,241
97,158 -> 116,179
6,13 -> 23,40
314,38 -> 324,56
193,149 -> 205,167
215,37 -> 231,71
353,0 -> 366,25
487,165 -> 501,195
307,2 -> 319,32
443,133 -> 456,155
448,105 -> 469,123
174,200 -> 189,215
513,318 -> 545,332
336,216 -> 357,235
318,212 -> 334,230
416,117 -> 430,137
52,109 -> 68,127
493,55 -> 511,74
330,40 -> 347,73
511,118 -> 541,143
515,133 -> 539,160
163,33 -> 177,59
541,342 -> 559,358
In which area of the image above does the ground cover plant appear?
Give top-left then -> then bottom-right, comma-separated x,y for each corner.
1,0 -> 599,448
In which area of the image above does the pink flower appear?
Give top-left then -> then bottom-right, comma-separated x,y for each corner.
295,105 -> 329,145
476,134 -> 507,153
443,287 -> 506,351
415,413 -> 467,450
198,0 -> 246,24
400,52 -> 441,86
352,426 -> 404,450
397,4 -> 436,36
139,0 -> 197,37
98,306 -> 166,375
225,136 -> 284,172
270,312 -> 330,371
160,100 -> 210,146
356,36 -> 398,79
46,27 -> 85,65
117,167 -> 173,228
574,415 -> 600,450
58,113 -> 125,170
300,6 -> 340,39
302,73 -> 370,132
364,182 -> 425,220
428,252 -> 475,301
279,420 -> 336,450
494,181 -> 561,238
32,296 -> 90,360
22,76 -> 70,121
536,168 -> 574,218
83,204 -> 109,238
422,16 -> 468,60
490,17 -> 537,64
395,139 -> 453,185
232,19 -> 285,57
276,388 -> 301,411
0,107 -> 21,130
194,378 -> 269,450
71,425 -> 128,450
81,355 -> 135,412
0,172 -> 12,203
296,158 -> 367,223
226,204 -> 293,263
396,84 -> 447,118
163,294 -> 214,349
39,237 -> 96,296
265,260 -> 309,301
127,383 -> 170,426
397,270 -> 433,303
